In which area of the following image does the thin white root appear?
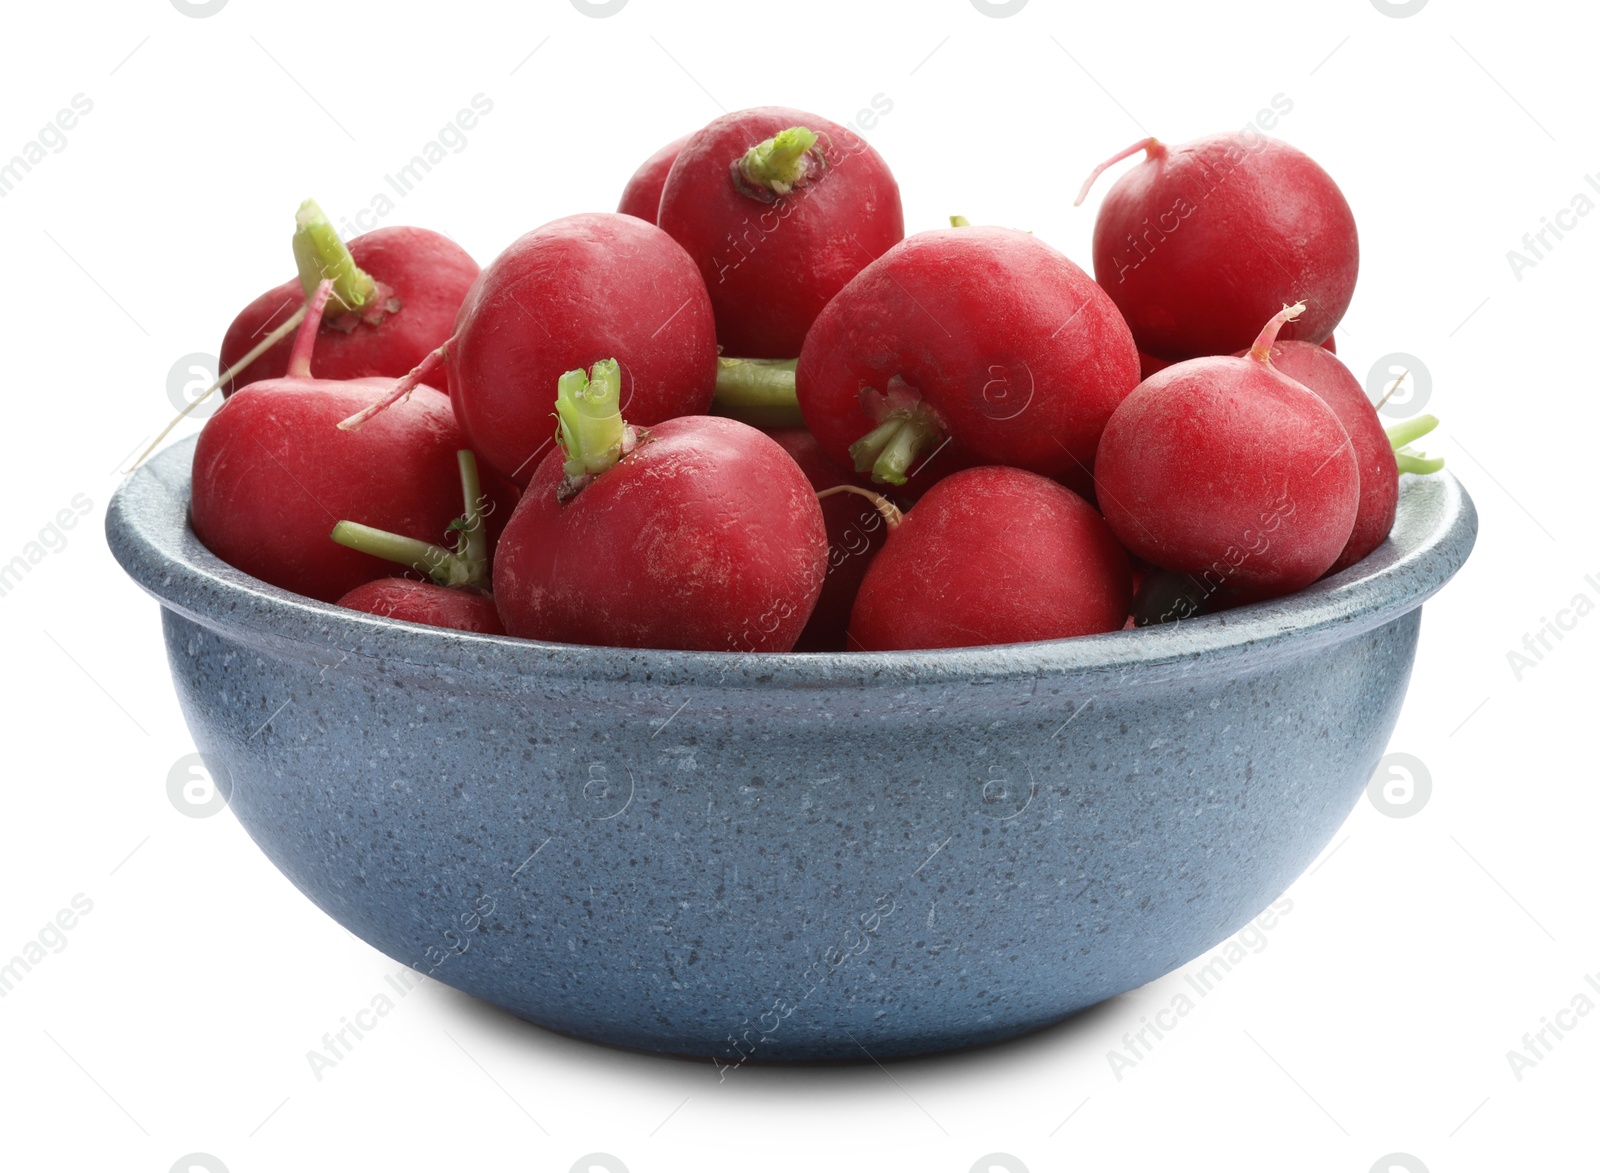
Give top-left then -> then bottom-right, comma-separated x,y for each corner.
124,304 -> 309,474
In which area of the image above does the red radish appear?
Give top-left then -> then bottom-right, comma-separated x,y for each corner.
219,200 -> 477,395
337,579 -> 505,634
767,428 -> 894,652
848,466 -> 1131,651
440,213 -> 717,486
796,225 -> 1140,498
1256,340 -> 1443,573
492,361 -> 827,651
1076,134 -> 1358,361
657,107 -> 904,357
1245,340 -> 1396,574
192,282 -> 505,603
618,133 -> 692,223
1093,304 -> 1360,596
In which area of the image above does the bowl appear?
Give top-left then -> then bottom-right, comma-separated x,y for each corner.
107,437 -> 1475,1063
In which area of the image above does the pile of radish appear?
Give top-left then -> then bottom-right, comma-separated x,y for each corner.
172,108 -> 1443,653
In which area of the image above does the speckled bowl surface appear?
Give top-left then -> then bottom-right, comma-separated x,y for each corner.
108,438 -> 1475,1063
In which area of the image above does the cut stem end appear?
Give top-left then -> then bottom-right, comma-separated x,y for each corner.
848,405 -> 944,487
293,198 -> 382,316
733,126 -> 824,198
554,359 -> 637,497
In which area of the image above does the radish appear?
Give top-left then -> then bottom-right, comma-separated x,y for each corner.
1255,340 -> 1442,574
219,200 -> 477,394
191,282 -> 504,603
618,133 -> 692,224
492,360 -> 827,651
403,213 -> 718,487
336,579 -> 505,634
848,466 -> 1131,651
1076,134 -> 1358,361
1249,341 -> 1390,574
1093,304 -> 1360,597
767,428 -> 894,652
657,107 -> 904,357
796,225 -> 1140,498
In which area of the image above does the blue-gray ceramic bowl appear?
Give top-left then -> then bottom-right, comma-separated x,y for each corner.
107,438 -> 1475,1063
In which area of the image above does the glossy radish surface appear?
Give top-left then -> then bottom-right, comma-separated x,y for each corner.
1094,305 -> 1360,596
849,466 -> 1130,651
658,106 -> 903,357
1248,340 -> 1395,574
1079,133 -> 1357,361
220,204 -> 477,395
618,133 -> 692,223
797,226 -> 1140,499
448,213 -> 717,485
492,364 -> 826,651
768,428 -> 892,652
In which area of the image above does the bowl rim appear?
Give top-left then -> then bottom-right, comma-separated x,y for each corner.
106,436 -> 1476,690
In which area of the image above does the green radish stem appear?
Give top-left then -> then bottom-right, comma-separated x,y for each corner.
1385,414 -> 1439,449
1074,137 -> 1166,207
1386,413 -> 1445,475
1394,452 -> 1445,475
712,357 -> 802,428
453,449 -> 490,570
815,484 -> 903,529
734,127 -> 823,197
124,303 -> 309,474
329,522 -> 465,582
949,215 -> 971,227
337,340 -> 452,431
329,450 -> 490,587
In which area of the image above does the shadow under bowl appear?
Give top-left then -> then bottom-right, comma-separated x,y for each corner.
107,438 -> 1475,1063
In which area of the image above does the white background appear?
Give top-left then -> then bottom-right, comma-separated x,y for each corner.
1,1 -> 1594,1170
